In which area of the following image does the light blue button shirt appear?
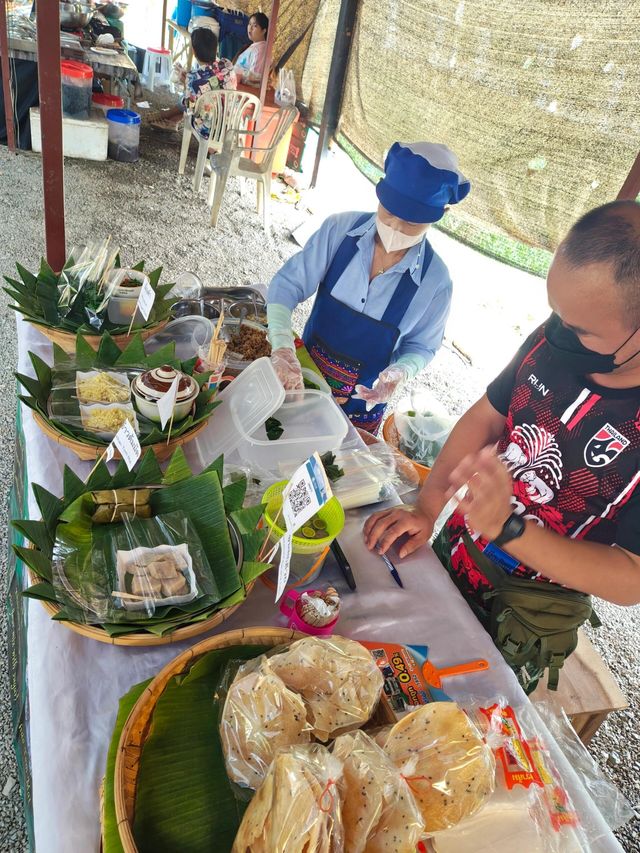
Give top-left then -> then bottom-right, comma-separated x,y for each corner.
268,211 -> 452,364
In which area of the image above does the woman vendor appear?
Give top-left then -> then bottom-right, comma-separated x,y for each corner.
267,141 -> 471,432
234,12 -> 269,84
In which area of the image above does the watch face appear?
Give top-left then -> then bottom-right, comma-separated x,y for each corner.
496,514 -> 525,545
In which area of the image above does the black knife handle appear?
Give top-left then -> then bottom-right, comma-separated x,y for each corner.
331,540 -> 356,590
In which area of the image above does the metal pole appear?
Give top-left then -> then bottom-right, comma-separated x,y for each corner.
0,0 -> 16,152
310,0 -> 359,188
35,0 -> 66,271
161,0 -> 168,50
259,0 -> 279,106
617,151 -> 640,201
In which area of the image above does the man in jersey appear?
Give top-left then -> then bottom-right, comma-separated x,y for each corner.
365,200 -> 640,615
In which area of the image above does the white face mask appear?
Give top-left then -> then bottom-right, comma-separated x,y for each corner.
375,215 -> 426,252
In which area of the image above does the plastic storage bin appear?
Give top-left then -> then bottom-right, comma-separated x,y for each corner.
106,109 -> 141,162
30,107 -> 108,161
242,390 -> 349,469
61,60 -> 93,120
92,93 -> 124,117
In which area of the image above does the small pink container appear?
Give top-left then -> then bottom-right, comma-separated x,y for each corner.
279,589 -> 339,636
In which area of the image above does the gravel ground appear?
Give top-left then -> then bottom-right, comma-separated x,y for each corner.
0,117 -> 639,850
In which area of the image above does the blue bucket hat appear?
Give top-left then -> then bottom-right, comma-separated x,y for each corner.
376,142 -> 471,223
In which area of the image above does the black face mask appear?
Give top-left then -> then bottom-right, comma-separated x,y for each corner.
545,313 -> 640,374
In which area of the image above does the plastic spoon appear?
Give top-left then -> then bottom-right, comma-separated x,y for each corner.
421,658 -> 489,689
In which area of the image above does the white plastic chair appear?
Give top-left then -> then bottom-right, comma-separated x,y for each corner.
208,106 -> 298,231
178,89 -> 261,193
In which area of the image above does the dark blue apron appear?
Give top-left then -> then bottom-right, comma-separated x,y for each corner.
303,214 -> 434,432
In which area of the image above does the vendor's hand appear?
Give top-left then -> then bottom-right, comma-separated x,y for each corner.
363,506 -> 435,558
353,366 -> 407,411
447,446 -> 513,540
271,347 -> 304,391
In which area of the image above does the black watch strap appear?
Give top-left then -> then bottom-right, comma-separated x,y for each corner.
493,513 -> 526,548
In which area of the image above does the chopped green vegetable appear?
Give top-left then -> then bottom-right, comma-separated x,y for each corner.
303,377 -> 320,391
265,417 -> 284,441
320,451 -> 344,482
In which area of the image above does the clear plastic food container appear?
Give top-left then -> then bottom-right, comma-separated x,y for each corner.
61,60 -> 93,120
106,109 -> 141,162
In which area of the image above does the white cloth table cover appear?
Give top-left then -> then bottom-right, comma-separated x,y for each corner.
15,319 -> 622,852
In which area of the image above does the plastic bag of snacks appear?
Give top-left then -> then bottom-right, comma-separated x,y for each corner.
333,729 -> 424,853
395,390 -> 457,467
428,700 -> 596,851
48,366 -> 141,439
268,636 -> 385,741
381,702 -> 496,834
57,237 -> 120,328
232,744 -> 343,853
52,509 -> 217,624
534,703 -> 634,832
218,656 -> 313,791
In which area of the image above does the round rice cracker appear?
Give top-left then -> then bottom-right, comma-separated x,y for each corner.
232,749 -> 339,853
221,667 -> 311,790
383,702 -> 495,834
269,636 -> 384,741
334,730 -> 424,853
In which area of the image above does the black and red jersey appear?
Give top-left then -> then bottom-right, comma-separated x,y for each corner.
445,322 -> 640,603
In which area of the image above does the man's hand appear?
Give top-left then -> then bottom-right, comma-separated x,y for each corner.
363,506 -> 435,558
448,446 -> 513,540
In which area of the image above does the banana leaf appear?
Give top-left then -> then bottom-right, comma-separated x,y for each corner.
131,645 -> 269,852
103,679 -> 151,853
16,332 -> 221,448
14,449 -> 270,638
4,257 -> 175,334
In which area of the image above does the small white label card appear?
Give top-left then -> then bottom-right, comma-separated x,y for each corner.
274,531 -> 293,603
281,452 -> 333,532
136,279 -> 156,321
157,375 -> 180,429
113,419 -> 142,471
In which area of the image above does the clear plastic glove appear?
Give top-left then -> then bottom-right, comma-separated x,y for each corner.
353,366 -> 407,411
271,347 -> 304,391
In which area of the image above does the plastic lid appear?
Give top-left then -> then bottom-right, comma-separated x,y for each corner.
60,60 -> 93,80
144,316 -> 214,361
92,93 -> 124,107
195,357 -> 285,462
106,109 -> 141,125
147,47 -> 171,54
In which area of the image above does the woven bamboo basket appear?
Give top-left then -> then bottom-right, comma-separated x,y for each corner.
382,414 -> 431,485
27,571 -> 253,645
30,319 -> 168,355
32,411 -> 210,463
114,628 -> 303,852
113,628 -> 395,852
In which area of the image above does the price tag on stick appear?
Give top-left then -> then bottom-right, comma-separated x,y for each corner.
127,279 -> 156,334
157,375 -> 180,429
112,418 -> 142,471
273,452 -> 333,602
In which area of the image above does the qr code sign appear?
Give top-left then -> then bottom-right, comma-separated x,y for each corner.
288,479 -> 312,516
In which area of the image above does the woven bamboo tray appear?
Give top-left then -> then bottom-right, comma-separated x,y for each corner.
27,570 -> 253,646
113,629 -> 395,852
32,410 -> 209,463
29,319 -> 168,355
114,627 -> 303,852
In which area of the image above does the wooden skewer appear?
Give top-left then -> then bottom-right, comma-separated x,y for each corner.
257,503 -> 284,562
85,447 -> 109,484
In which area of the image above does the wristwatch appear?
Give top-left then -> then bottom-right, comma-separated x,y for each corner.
492,513 -> 526,548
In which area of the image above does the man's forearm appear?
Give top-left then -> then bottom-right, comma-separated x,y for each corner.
506,523 -> 640,605
417,395 -> 506,521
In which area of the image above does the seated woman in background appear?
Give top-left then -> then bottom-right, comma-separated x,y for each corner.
234,12 -> 269,84
151,28 -> 236,133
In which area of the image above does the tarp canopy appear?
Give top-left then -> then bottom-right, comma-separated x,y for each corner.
271,0 -> 639,252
